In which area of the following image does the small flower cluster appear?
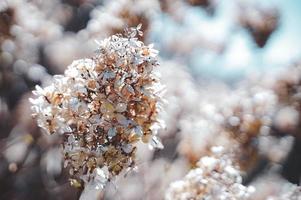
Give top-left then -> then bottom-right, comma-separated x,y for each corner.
0,7 -> 14,42
270,65 -> 301,137
30,27 -> 164,189
239,4 -> 279,48
267,184 -> 301,200
165,146 -> 254,200
87,0 -> 159,41
221,89 -> 277,169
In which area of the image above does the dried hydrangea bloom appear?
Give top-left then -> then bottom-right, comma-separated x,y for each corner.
220,89 -> 277,170
239,4 -> 279,48
87,0 -> 159,41
165,146 -> 255,200
29,26 -> 164,189
0,7 -> 14,41
267,184 -> 301,200
269,65 -> 301,137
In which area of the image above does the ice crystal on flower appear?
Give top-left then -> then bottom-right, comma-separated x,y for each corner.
29,26 -> 164,189
165,146 -> 254,200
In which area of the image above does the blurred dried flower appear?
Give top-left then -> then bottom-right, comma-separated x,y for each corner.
87,0 -> 159,41
221,89 -> 277,170
165,146 -> 255,200
0,7 -> 14,41
186,0 -> 217,15
187,0 -> 210,7
239,4 -> 279,48
267,184 -> 301,200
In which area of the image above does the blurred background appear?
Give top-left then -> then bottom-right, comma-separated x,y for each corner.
0,0 -> 301,199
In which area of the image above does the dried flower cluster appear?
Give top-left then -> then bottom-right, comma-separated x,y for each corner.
165,146 -> 255,200
239,4 -> 279,48
270,66 -> 301,137
29,27 -> 164,189
267,184 -> 301,200
221,90 -> 277,169
0,7 -> 14,42
87,0 -> 159,41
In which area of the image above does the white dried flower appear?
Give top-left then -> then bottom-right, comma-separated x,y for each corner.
267,184 -> 301,200
165,146 -> 255,200
29,27 -> 164,189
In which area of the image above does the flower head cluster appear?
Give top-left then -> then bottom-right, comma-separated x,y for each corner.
29,27 -> 164,188
87,0 -> 159,41
267,184 -> 301,200
270,65 -> 301,137
220,89 -> 277,170
239,4 -> 279,48
0,7 -> 14,41
165,146 -> 254,200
